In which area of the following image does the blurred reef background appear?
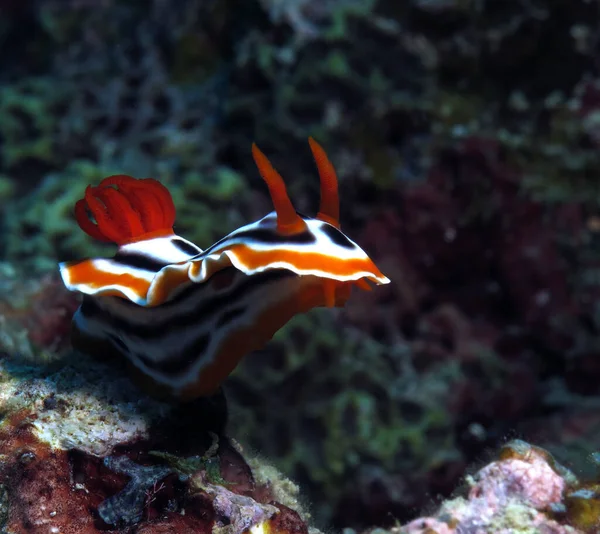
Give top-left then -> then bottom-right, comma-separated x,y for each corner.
1,0 -> 600,532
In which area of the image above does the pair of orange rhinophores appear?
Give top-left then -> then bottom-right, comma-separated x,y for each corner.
60,138 -> 390,401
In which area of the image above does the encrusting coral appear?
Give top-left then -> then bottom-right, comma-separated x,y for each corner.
395,440 -> 598,534
0,357 -> 312,533
336,441 -> 600,533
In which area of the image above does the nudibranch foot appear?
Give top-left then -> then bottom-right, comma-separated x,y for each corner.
59,139 -> 390,401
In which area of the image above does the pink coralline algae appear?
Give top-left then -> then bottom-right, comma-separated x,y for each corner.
400,440 -> 579,534
469,453 -> 563,511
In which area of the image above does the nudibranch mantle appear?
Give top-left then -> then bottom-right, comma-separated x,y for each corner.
59,139 -> 390,401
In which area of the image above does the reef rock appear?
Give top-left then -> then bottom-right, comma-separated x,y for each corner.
398,440 -> 595,534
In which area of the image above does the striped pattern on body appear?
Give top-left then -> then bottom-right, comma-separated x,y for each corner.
58,139 -> 390,400
60,212 -> 389,307
72,267 -> 350,399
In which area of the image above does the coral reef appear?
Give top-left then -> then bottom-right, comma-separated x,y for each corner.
0,328 -> 312,533
2,0 -> 600,530
0,263 -> 313,533
0,411 -> 309,534
395,440 -> 600,534
338,440 -> 600,533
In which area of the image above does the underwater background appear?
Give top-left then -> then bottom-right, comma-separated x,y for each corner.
1,0 -> 600,533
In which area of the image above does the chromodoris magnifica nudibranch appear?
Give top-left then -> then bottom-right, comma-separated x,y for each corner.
59,138 -> 390,401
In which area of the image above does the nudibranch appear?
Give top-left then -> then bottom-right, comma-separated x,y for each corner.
59,138 -> 390,401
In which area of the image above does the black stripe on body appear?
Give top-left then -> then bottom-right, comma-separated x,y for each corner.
237,228 -> 316,245
111,237 -> 201,273
80,269 -> 295,337
136,333 -> 211,375
320,224 -> 356,249
172,238 -> 202,255
200,227 -> 316,257
112,252 -> 169,272
107,333 -> 128,352
77,270 -> 296,377
215,306 -> 246,328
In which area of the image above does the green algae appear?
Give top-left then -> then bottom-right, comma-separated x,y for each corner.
0,79 -> 66,168
229,311 -> 483,521
150,433 -> 229,486
3,159 -> 248,271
